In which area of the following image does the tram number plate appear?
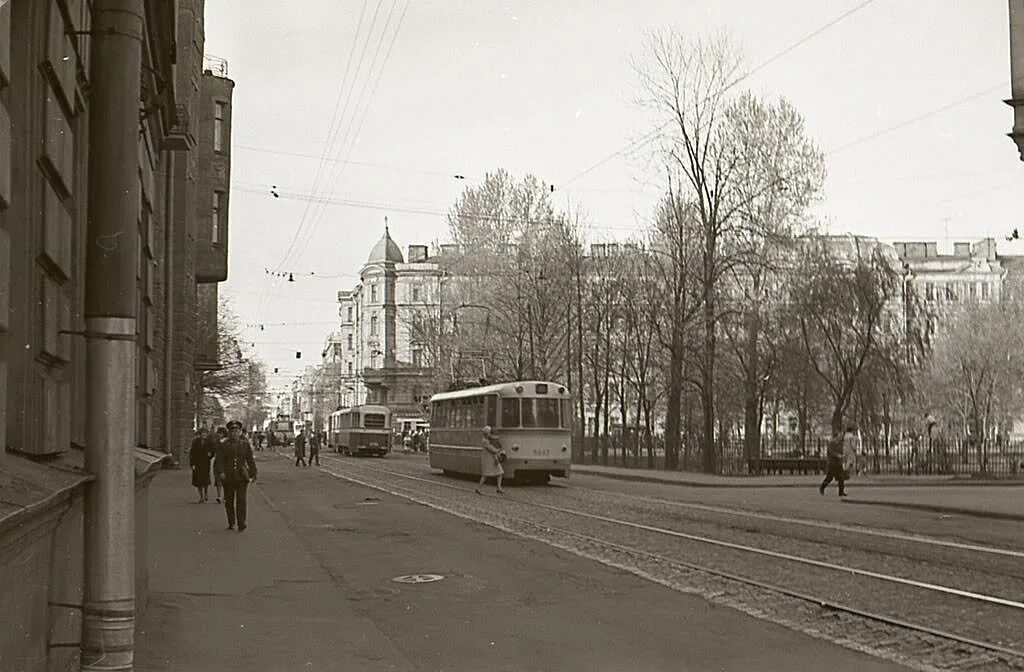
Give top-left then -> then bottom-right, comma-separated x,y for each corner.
535,448 -> 550,456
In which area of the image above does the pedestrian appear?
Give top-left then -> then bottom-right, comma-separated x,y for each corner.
294,428 -> 307,467
820,424 -> 854,497
476,425 -> 505,495
214,420 -> 258,531
403,432 -> 412,453
189,427 -> 212,502
309,430 -> 321,466
212,426 -> 228,503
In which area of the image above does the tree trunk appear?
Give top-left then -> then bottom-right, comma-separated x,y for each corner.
664,352 -> 683,471
702,292 -> 718,474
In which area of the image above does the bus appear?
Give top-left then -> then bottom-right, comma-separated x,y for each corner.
328,404 -> 391,457
428,381 -> 572,483
264,416 -> 295,447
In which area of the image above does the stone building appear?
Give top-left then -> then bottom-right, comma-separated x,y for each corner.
335,227 -> 442,420
894,238 -> 1007,336
0,1 -> 232,669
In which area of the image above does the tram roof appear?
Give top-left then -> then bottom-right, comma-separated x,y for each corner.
430,380 -> 570,402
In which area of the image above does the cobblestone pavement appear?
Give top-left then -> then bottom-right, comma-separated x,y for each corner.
316,453 -> 1024,672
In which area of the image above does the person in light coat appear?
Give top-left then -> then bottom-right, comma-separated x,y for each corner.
476,426 -> 505,495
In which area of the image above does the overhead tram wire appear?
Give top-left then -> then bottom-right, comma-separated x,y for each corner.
273,0 -> 381,273
255,0 -> 382,333
558,0 -> 879,191
825,82 -> 1009,155
276,0 -> 393,273
233,145 -> 456,179
287,0 -> 411,267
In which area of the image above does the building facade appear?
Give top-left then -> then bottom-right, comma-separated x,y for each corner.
0,1 -> 232,669
335,228 -> 442,420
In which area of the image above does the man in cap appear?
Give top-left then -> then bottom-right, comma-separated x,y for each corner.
215,420 -> 258,531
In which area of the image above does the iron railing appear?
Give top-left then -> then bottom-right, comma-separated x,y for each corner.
574,434 -> 1024,478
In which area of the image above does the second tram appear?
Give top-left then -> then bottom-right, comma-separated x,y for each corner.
428,381 -> 572,483
327,405 -> 392,457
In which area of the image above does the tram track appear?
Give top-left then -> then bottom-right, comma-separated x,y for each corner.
317,454 -> 1024,671
566,485 -> 1024,560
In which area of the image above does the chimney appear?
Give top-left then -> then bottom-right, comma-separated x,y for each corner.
408,245 -> 428,262
440,244 -> 459,257
953,242 -> 970,258
925,242 -> 938,257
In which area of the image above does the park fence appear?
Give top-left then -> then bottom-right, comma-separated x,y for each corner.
573,434 -> 1024,478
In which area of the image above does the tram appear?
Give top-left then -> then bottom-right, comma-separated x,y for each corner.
428,381 -> 572,483
264,415 -> 296,447
327,404 -> 391,457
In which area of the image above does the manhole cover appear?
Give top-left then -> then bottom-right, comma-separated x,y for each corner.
392,574 -> 445,584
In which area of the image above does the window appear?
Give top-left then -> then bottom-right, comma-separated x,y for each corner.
501,398 -> 520,428
212,191 -> 224,243
412,285 -> 420,302
969,282 -> 977,300
370,315 -> 378,336
925,282 -> 935,301
521,399 -> 561,428
364,413 -> 386,428
214,101 -> 226,152
561,400 -> 572,428
982,282 -> 991,300
347,334 -> 353,350
486,396 -> 497,427
347,307 -> 353,322
347,362 -> 353,374
370,284 -> 378,302
412,349 -> 422,367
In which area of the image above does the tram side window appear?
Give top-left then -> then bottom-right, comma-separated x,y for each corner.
485,396 -> 497,427
501,398 -> 520,427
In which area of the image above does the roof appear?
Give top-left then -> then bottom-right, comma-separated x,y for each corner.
430,380 -> 571,402
367,227 -> 404,264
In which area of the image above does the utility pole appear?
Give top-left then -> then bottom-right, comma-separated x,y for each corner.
82,1 -> 143,669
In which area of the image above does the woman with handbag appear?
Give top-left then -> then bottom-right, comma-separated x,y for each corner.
476,426 -> 505,495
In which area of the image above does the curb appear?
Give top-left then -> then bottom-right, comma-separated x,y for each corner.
571,466 -> 1024,489
840,499 -> 1024,522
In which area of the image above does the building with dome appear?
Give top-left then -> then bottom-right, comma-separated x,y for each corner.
333,226 -> 444,421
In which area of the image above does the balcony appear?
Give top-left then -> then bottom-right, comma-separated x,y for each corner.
203,55 -> 229,78
162,104 -> 195,151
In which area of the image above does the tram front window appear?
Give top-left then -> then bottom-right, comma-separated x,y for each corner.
522,399 -> 560,428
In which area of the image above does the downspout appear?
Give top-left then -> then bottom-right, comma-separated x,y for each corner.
164,152 -> 174,460
82,1 -> 143,669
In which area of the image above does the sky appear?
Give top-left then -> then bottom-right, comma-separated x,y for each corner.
204,0 -> 1024,399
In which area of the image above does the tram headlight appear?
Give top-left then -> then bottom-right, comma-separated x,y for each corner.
512,445 -> 519,451
561,445 -> 567,452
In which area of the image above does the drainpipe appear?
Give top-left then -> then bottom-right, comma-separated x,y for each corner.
82,1 -> 143,670
163,152 -> 175,461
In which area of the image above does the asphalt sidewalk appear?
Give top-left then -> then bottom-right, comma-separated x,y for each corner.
573,464 -> 1024,521
135,452 -> 908,672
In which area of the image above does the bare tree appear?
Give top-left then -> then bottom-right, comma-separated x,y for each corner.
916,298 -> 1024,471
789,237 -> 905,436
636,31 -> 824,472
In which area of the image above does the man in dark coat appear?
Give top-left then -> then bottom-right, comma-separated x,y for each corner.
309,430 -> 321,466
294,429 -> 307,467
820,425 -> 851,497
215,420 -> 258,531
